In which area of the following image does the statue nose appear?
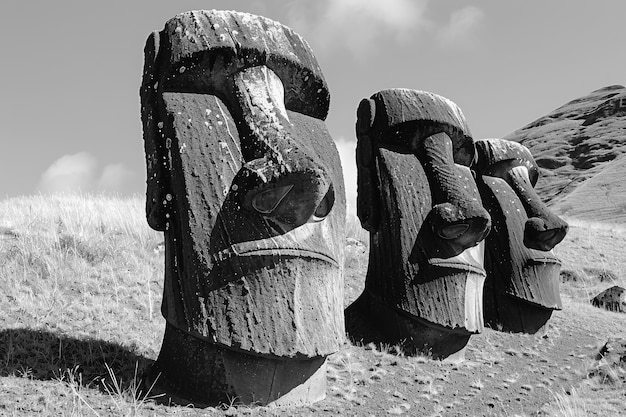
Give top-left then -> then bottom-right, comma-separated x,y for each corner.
418,132 -> 491,257
227,65 -> 336,231
235,156 -> 334,231
507,165 -> 568,251
430,202 -> 491,253
524,216 -> 568,251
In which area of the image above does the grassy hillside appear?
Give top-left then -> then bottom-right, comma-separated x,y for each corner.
0,194 -> 165,414
551,155 -> 626,224
1,195 -> 625,416
504,85 -> 626,205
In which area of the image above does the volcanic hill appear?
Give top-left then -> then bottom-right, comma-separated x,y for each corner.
503,85 -> 626,222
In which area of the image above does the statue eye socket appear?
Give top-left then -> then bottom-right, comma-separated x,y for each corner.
312,187 -> 335,222
483,159 -> 519,179
251,185 -> 293,215
483,159 -> 539,186
438,223 -> 470,240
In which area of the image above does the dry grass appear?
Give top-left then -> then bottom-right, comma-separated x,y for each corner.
343,213 -> 369,306
553,218 -> 626,304
1,194 -> 626,415
537,218 -> 626,416
0,193 -> 165,415
545,388 -> 588,417
0,194 -> 373,415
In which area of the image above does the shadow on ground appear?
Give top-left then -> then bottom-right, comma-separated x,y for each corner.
0,328 -> 154,389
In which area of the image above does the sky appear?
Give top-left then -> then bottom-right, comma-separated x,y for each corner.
2,1 -> 625,214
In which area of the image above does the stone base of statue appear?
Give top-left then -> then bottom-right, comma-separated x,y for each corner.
483,295 -> 554,335
143,324 -> 327,407
345,291 -> 471,362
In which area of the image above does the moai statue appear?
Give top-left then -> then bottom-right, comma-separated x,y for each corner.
140,10 -> 346,406
473,138 -> 568,334
345,89 -> 491,360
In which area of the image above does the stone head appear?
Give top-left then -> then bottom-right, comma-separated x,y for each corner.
474,138 -> 568,333
140,10 -> 346,358
348,89 -> 490,357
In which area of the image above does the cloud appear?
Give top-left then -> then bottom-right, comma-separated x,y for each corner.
286,0 -> 431,57
335,137 -> 357,216
37,152 -> 135,194
98,163 -> 135,192
38,152 -> 98,194
438,6 -> 485,47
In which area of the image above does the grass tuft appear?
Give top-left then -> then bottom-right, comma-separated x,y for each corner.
549,388 -> 588,417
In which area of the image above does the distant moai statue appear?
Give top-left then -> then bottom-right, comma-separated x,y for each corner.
473,138 -> 568,333
345,89 -> 491,360
140,10 -> 346,406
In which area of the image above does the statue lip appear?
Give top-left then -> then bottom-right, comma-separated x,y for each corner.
235,247 -> 339,267
211,221 -> 340,267
213,243 -> 339,268
427,241 -> 486,276
526,251 -> 562,267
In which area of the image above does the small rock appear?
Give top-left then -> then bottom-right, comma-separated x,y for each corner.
387,406 -> 405,415
591,286 -> 626,312
560,269 -> 583,282
589,338 -> 626,384
0,226 -> 19,239
392,390 -> 406,400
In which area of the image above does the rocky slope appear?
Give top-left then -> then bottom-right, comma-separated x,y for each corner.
504,85 -> 626,209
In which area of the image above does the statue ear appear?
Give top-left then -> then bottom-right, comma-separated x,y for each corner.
141,31 -> 170,231
356,98 -> 381,232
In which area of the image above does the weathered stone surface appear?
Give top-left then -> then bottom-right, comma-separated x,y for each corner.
346,89 -> 490,359
474,138 -> 568,333
592,286 -> 626,313
140,10 -> 345,406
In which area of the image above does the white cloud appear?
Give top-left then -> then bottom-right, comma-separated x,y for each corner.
335,137 -> 358,216
98,163 -> 135,193
38,152 -> 97,194
286,0 -> 431,58
438,6 -> 485,47
327,0 -> 426,31
37,152 -> 134,194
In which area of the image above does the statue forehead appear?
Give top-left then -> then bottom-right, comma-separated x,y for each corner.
155,10 -> 329,120
475,138 -> 538,178
164,10 -> 314,67
364,89 -> 475,165
477,138 -> 534,163
372,89 -> 470,135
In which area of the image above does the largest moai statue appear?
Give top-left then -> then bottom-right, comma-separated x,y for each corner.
345,89 -> 491,360
140,10 -> 346,406
473,138 -> 568,334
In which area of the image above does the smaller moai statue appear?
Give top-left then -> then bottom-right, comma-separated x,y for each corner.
473,138 -> 568,334
345,89 -> 491,360
140,10 -> 346,406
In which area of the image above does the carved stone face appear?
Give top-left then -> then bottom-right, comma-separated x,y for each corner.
474,138 -> 568,333
354,89 -> 491,338
140,11 -> 345,358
